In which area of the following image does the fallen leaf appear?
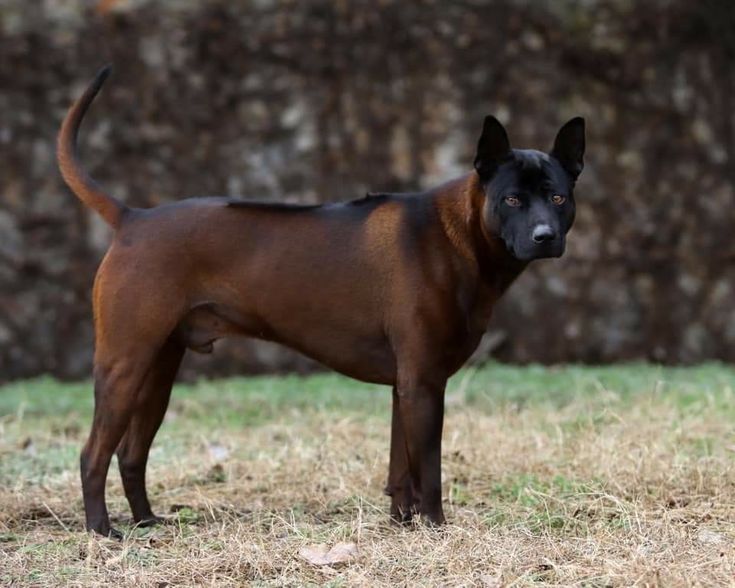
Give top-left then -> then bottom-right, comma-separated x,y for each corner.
299,542 -> 358,566
299,543 -> 329,565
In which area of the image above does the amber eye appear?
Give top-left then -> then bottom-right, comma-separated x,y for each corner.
551,194 -> 566,205
504,195 -> 521,207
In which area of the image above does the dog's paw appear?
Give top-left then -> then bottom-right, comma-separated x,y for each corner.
134,514 -> 168,528
88,525 -> 124,540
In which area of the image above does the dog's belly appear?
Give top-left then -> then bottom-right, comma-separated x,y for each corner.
280,331 -> 397,385
175,302 -> 397,385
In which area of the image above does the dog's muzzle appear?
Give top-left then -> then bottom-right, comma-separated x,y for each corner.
531,224 -> 557,244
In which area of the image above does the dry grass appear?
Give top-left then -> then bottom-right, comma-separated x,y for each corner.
1,364 -> 734,586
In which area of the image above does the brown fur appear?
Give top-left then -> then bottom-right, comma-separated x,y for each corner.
59,68 -> 528,536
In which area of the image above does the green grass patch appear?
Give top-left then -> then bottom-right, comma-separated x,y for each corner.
3,361 -> 733,422
456,361 -> 735,412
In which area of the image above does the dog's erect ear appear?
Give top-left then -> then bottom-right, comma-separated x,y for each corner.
551,117 -> 585,179
474,115 -> 512,179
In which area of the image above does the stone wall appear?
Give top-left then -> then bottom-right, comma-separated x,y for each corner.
1,0 -> 734,381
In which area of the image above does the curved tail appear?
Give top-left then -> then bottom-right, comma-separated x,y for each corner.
57,65 -> 127,228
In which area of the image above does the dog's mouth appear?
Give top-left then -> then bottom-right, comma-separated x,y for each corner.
507,239 -> 565,261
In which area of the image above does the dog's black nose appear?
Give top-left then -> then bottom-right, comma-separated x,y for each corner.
532,224 -> 556,243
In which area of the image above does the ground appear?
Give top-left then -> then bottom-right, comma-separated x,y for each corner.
0,363 -> 734,586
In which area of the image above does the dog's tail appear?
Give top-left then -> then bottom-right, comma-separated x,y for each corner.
57,65 -> 127,229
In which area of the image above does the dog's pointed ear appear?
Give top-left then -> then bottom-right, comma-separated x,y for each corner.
551,117 -> 585,179
474,115 -> 511,180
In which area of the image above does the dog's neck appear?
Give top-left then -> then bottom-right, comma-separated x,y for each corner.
434,172 -> 528,295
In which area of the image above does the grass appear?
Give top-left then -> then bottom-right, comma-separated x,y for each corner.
1,362 -> 734,586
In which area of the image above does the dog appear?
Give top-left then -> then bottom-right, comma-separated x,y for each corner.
58,66 -> 584,537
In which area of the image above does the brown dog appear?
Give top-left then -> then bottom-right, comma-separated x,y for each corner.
58,67 -> 585,537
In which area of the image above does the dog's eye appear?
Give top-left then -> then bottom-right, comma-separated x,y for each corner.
504,195 -> 521,207
551,194 -> 566,205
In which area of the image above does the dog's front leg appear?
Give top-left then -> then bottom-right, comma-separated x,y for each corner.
386,385 -> 419,523
395,371 -> 447,526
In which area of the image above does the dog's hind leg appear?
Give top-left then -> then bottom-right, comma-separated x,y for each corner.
385,386 -> 419,523
81,344 -> 163,538
80,264 -> 183,538
116,337 -> 184,527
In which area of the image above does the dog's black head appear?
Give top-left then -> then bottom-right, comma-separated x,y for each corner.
474,116 -> 585,261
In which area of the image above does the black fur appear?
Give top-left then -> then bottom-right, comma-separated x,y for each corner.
474,118 -> 585,261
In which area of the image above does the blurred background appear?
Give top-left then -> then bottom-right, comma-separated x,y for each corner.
0,0 -> 733,382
